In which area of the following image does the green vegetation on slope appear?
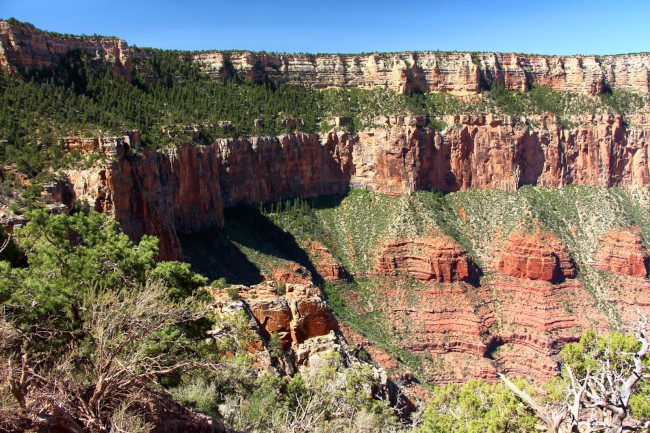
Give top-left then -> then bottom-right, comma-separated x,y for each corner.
0,210 -> 404,433
181,187 -> 650,385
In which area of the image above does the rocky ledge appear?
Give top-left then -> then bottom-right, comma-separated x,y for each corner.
3,19 -> 650,95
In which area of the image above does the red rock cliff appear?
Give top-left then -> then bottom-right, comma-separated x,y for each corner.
65,118 -> 650,261
67,145 -> 225,261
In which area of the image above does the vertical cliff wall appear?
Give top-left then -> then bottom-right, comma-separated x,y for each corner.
67,145 -> 224,260
66,117 -> 650,261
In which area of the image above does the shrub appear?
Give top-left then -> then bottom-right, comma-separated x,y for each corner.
226,286 -> 239,300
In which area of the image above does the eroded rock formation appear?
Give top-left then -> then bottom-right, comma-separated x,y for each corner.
365,230 -> 612,384
3,20 -> 650,95
191,50 -> 650,95
496,230 -> 576,283
66,145 -> 225,260
211,282 -> 337,350
595,228 -> 649,277
375,236 -> 480,285
0,20 -> 132,80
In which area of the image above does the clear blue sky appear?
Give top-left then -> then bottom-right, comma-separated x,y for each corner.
1,0 -> 648,55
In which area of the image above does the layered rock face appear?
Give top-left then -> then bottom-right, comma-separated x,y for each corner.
481,275 -> 608,381
65,117 -> 650,260
371,229 -> 611,384
375,236 -> 480,285
3,20 -> 650,95
215,133 -> 351,206
0,20 -> 132,79
349,116 -> 650,195
191,50 -> 650,95
496,231 -> 576,283
595,228 -> 649,277
61,130 -> 139,158
66,134 -> 350,260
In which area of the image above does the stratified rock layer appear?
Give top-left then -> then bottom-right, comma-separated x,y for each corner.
67,145 -> 225,260
365,230 -> 610,384
595,228 -> 649,277
496,230 -> 576,283
0,20 -> 132,80
191,51 -> 650,95
375,237 -> 480,285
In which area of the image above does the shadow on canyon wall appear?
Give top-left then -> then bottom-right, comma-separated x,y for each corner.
180,196 -> 347,286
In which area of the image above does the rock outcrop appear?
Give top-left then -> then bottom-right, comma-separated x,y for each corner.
66,145 -> 225,260
64,118 -> 650,260
210,281 -> 415,414
375,236 -> 480,285
595,228 -> 649,277
61,131 -> 139,158
211,282 -> 337,350
496,230 -> 576,283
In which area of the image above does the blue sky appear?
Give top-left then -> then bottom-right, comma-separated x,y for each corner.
1,0 -> 648,55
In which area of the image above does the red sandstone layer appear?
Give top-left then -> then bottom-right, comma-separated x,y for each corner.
496,230 -> 576,283
375,236 -> 479,285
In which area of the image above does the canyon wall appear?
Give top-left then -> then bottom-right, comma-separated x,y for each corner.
66,117 -> 650,260
2,19 -> 650,95
67,145 -> 225,260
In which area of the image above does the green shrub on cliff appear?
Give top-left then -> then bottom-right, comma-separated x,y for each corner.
420,379 -> 538,433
